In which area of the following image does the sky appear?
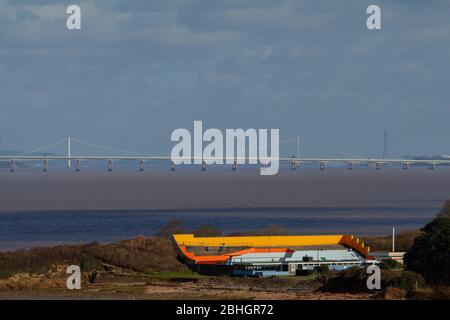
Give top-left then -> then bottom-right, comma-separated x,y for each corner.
0,0 -> 449,158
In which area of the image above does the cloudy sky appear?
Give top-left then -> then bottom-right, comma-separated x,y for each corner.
0,0 -> 449,157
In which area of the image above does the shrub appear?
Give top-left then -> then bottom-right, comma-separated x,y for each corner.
384,287 -> 407,300
193,224 -> 222,237
254,225 -> 291,236
320,267 -> 367,292
156,219 -> 189,239
430,286 -> 450,299
382,270 -> 425,293
316,264 -> 329,274
363,230 -> 422,252
88,271 -> 98,284
316,264 -> 331,282
321,267 -> 425,295
404,201 -> 450,285
0,245 -> 85,278
80,254 -> 102,272
0,237 -> 187,279
87,237 -> 188,273
408,286 -> 450,300
379,259 -> 401,269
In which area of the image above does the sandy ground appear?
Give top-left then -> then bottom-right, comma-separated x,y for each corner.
0,270 -> 378,300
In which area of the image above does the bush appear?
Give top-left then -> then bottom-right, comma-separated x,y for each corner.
363,230 -> 422,252
321,267 -> 425,295
88,271 -> 98,284
193,224 -> 222,237
87,237 -> 188,273
0,245 -> 86,278
379,259 -> 401,269
384,287 -> 407,300
254,225 -> 291,236
430,286 -> 450,300
80,254 -> 102,272
0,237 -> 187,279
382,270 -> 425,293
156,220 -> 189,239
321,267 -> 367,292
316,264 -> 331,282
408,286 -> 450,300
316,264 -> 329,274
404,201 -> 450,285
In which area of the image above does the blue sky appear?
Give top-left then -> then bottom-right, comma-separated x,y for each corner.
0,0 -> 449,158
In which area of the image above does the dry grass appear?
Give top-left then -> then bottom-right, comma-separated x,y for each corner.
362,230 -> 422,251
384,287 -> 407,300
0,237 -> 187,279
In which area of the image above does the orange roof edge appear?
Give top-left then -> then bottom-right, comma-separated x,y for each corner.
174,234 -> 371,261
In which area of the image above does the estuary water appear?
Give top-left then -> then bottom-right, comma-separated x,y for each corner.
0,168 -> 449,251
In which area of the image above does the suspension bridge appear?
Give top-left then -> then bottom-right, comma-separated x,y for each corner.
0,137 -> 449,172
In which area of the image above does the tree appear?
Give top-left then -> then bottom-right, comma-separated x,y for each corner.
438,200 -> 450,218
193,224 -> 222,237
156,219 -> 189,239
404,201 -> 450,284
254,224 -> 291,236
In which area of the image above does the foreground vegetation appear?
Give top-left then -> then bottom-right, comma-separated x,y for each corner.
1,201 -> 449,299
404,201 -> 450,285
321,200 -> 450,298
0,237 -> 187,279
362,230 -> 422,252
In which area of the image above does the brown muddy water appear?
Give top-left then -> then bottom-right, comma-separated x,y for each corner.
0,167 -> 449,250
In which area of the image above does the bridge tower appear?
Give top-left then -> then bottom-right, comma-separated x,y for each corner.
67,137 -> 71,169
382,129 -> 388,160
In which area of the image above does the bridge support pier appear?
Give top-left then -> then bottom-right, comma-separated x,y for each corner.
320,162 -> 325,170
291,161 -> 296,170
171,161 -> 176,171
232,161 -> 237,171
43,160 -> 48,172
10,160 -> 15,172
108,160 -> 113,172
76,160 -> 81,172
139,160 -> 145,171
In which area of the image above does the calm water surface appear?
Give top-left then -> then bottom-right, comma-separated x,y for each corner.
0,168 -> 448,251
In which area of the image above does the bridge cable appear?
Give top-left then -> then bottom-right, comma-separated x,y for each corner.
328,148 -> 366,159
70,138 -> 156,157
17,138 -> 68,156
